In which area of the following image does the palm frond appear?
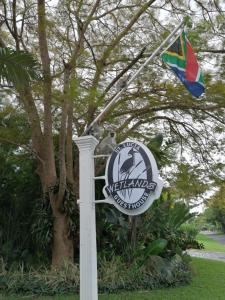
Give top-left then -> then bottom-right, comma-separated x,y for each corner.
0,47 -> 40,88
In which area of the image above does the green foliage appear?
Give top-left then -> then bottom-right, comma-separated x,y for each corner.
166,201 -> 193,230
0,3 -> 223,290
31,199 -> 53,259
0,47 -> 40,88
184,16 -> 192,29
95,190 -> 199,265
99,255 -> 191,293
1,259 -> 225,300
60,185 -> 79,240
0,260 -> 79,295
0,107 -> 80,267
179,223 -> 199,240
0,256 -> 191,296
100,258 -> 225,300
192,208 -> 222,232
147,134 -> 165,168
31,185 -> 79,260
96,205 -> 131,260
170,163 -> 208,202
194,182 -> 225,233
136,239 -> 168,268
0,106 -> 31,144
208,183 -> 225,232
146,134 -> 179,170
0,143 -> 42,267
168,223 -> 203,251
137,192 -> 201,257
169,233 -> 203,252
144,239 -> 168,256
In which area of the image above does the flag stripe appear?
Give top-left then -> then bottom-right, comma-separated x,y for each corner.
161,30 -> 205,98
186,39 -> 199,81
171,67 -> 205,97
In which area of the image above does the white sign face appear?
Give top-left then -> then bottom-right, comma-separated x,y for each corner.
103,140 -> 163,216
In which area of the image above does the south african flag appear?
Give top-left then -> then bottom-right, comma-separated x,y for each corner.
161,31 -> 205,98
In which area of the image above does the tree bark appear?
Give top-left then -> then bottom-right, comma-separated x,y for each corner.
37,0 -> 74,267
52,209 -> 74,266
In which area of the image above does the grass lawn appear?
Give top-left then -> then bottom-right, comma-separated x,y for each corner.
1,258 -> 225,300
197,233 -> 225,253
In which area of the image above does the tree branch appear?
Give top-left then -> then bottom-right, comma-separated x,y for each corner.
198,49 -> 225,54
87,0 -> 157,123
101,45 -> 147,97
37,0 -> 53,135
12,0 -> 20,50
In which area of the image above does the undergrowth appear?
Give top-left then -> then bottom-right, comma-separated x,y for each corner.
0,255 -> 191,296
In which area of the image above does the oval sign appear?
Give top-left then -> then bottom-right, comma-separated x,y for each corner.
103,140 -> 163,215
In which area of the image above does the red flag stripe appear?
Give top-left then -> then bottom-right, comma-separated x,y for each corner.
185,39 -> 199,81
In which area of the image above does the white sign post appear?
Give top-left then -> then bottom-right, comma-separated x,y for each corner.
75,135 -> 99,300
75,136 -> 163,300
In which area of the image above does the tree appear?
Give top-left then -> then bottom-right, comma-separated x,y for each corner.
170,163 -> 208,205
208,182 -> 225,232
0,0 -> 224,266
0,108 -> 42,265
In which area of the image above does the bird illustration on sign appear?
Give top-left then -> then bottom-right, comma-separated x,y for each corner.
118,147 -> 144,198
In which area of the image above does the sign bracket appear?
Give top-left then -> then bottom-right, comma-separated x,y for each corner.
93,198 -> 114,204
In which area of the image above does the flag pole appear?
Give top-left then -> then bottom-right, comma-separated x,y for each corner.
82,18 -> 185,136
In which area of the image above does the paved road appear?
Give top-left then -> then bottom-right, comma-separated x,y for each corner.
187,231 -> 225,262
187,249 -> 225,262
204,232 -> 225,245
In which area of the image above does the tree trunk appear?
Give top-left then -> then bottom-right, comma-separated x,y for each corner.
37,158 -> 75,267
51,209 -> 74,266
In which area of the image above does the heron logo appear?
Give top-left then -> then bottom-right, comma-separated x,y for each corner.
103,140 -> 163,215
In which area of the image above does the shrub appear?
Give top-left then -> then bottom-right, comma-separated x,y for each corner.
169,234 -> 204,251
179,223 -> 199,240
134,193 -> 201,259
96,192 -> 200,263
0,256 -> 191,296
0,260 -> 79,295
176,223 -> 203,250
